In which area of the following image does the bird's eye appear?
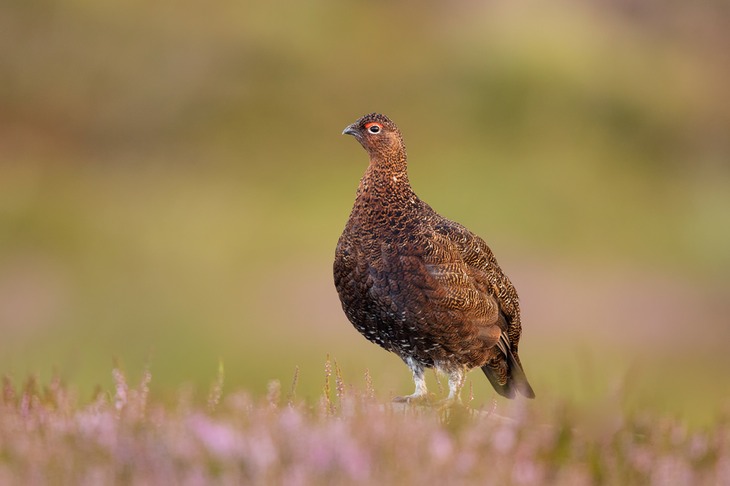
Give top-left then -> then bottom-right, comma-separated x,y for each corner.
366,123 -> 381,134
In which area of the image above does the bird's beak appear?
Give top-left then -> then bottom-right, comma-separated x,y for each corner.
342,124 -> 358,137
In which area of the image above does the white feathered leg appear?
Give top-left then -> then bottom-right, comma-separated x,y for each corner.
393,358 -> 428,402
445,367 -> 466,403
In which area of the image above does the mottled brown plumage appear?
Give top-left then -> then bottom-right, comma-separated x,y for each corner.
334,113 -> 534,402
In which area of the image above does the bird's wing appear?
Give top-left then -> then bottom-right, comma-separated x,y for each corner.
431,219 -> 522,344
385,229 -> 503,350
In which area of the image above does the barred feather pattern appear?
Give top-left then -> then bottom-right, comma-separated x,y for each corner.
334,113 -> 534,399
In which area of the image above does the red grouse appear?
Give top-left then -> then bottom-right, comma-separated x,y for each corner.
334,113 -> 535,402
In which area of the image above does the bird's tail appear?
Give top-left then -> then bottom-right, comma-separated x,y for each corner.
482,334 -> 535,399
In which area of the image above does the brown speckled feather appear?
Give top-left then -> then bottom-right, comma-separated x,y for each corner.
334,113 -> 534,400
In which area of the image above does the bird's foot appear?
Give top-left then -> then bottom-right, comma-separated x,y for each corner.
392,392 -> 428,404
435,398 -> 472,423
435,395 -> 462,409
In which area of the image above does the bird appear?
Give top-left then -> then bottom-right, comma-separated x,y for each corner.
333,113 -> 535,403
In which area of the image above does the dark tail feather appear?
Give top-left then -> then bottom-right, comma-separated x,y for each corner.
482,365 -> 516,398
482,334 -> 536,399
505,346 -> 535,399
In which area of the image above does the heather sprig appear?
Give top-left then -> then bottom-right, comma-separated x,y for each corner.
0,366 -> 727,485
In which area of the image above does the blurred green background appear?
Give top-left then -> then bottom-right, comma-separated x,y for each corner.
1,1 -> 729,424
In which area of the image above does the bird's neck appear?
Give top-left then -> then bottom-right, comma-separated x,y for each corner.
357,153 -> 413,200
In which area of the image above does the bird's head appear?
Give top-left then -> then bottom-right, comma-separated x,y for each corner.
342,113 -> 406,162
